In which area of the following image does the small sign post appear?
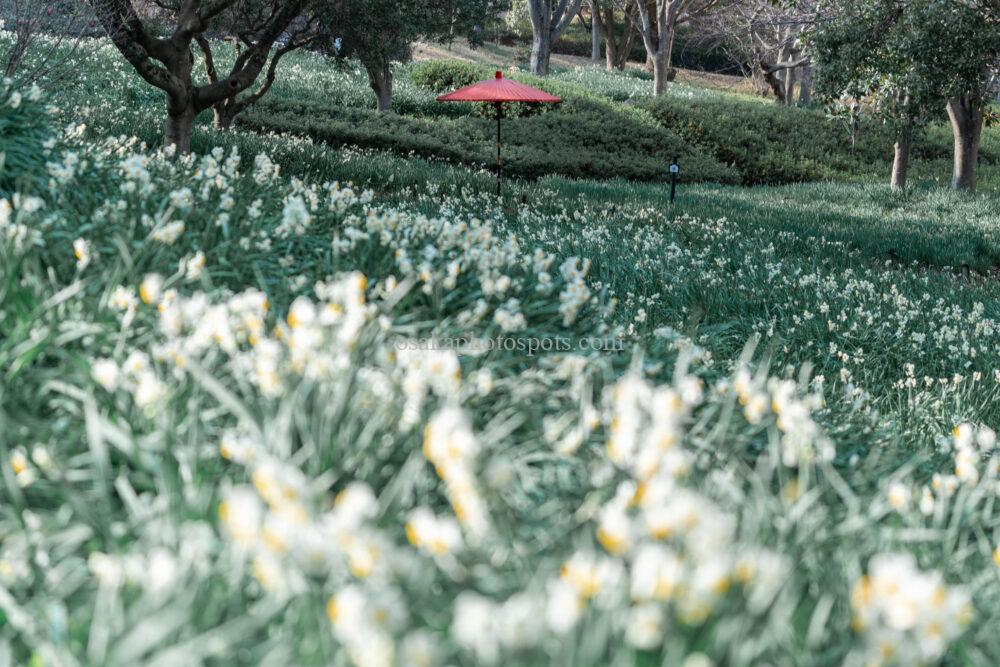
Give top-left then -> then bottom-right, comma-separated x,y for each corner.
669,156 -> 679,204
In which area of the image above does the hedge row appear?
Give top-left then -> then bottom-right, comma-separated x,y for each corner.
241,96 -> 737,184
242,63 -> 738,184
642,95 -> 1000,185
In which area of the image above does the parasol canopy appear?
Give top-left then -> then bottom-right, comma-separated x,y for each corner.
436,71 -> 562,104
437,71 -> 561,195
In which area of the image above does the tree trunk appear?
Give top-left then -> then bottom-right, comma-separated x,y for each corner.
891,127 -> 911,191
664,23 -> 676,71
761,64 -> 786,105
93,0 -> 311,155
599,5 -> 633,71
643,0 -> 657,73
946,95 -> 983,192
530,29 -> 551,75
798,65 -> 812,105
590,6 -> 601,65
165,104 -> 195,155
605,35 -> 618,70
365,61 -> 393,112
652,50 -> 669,96
213,105 -> 235,131
783,66 -> 797,106
850,106 -> 859,156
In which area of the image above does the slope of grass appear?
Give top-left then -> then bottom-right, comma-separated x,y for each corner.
238,56 -> 1000,190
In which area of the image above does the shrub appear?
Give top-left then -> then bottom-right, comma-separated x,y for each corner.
410,60 -> 496,94
242,95 -> 739,184
551,25 -> 739,73
644,95 -> 1000,185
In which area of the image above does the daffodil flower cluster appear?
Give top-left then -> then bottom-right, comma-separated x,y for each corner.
732,368 -> 832,467
850,553 -> 971,665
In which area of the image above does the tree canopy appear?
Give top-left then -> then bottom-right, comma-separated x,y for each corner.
811,0 -> 1000,190
322,0 -> 505,111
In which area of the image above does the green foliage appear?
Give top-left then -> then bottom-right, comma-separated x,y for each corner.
409,60 -> 496,93
643,94 -> 1000,185
241,94 -> 738,183
409,60 -> 554,118
553,22 -> 738,73
247,59 -> 1000,189
0,83 -> 50,196
244,60 -> 740,184
321,0 -> 506,66
811,0 -> 1000,121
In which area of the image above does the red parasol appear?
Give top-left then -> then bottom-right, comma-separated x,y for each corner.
437,71 -> 561,196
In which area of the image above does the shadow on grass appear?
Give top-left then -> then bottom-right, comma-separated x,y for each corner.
533,177 -> 1000,272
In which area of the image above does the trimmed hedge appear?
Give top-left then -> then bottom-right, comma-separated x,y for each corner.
244,60 -> 1000,187
643,95 -> 1000,185
240,95 -> 738,184
242,61 -> 738,184
409,60 -> 495,93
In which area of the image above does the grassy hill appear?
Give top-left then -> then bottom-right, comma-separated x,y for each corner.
234,56 -> 1000,190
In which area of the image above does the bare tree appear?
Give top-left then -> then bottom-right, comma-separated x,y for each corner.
91,0 -> 312,154
199,8 -> 320,129
576,2 -> 601,65
593,0 -> 637,70
1,0 -> 94,86
628,0 -> 724,95
527,0 -> 584,75
700,0 -> 815,104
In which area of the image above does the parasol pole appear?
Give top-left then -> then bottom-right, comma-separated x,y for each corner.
436,71 -> 558,198
495,101 -> 502,197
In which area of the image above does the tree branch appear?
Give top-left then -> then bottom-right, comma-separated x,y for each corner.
193,0 -> 309,111
91,0 -> 184,97
196,34 -> 219,83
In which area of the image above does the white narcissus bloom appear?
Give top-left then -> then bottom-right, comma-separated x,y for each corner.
405,507 -> 462,556
88,552 -> 124,587
122,350 -> 149,378
73,238 -> 90,269
546,580 -> 582,634
631,544 -> 683,602
9,450 -> 28,479
887,482 -> 910,511
151,221 -> 185,244
625,602 -> 664,650
421,407 -> 489,538
139,273 -> 163,305
90,358 -> 120,391
184,251 -> 206,280
401,631 -> 438,667
498,593 -> 544,650
146,548 -> 178,594
219,487 -> 263,547
596,504 -> 631,556
333,482 -> 377,528
451,593 -> 499,664
109,286 -> 137,312
852,553 -> 971,664
133,371 -> 165,411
